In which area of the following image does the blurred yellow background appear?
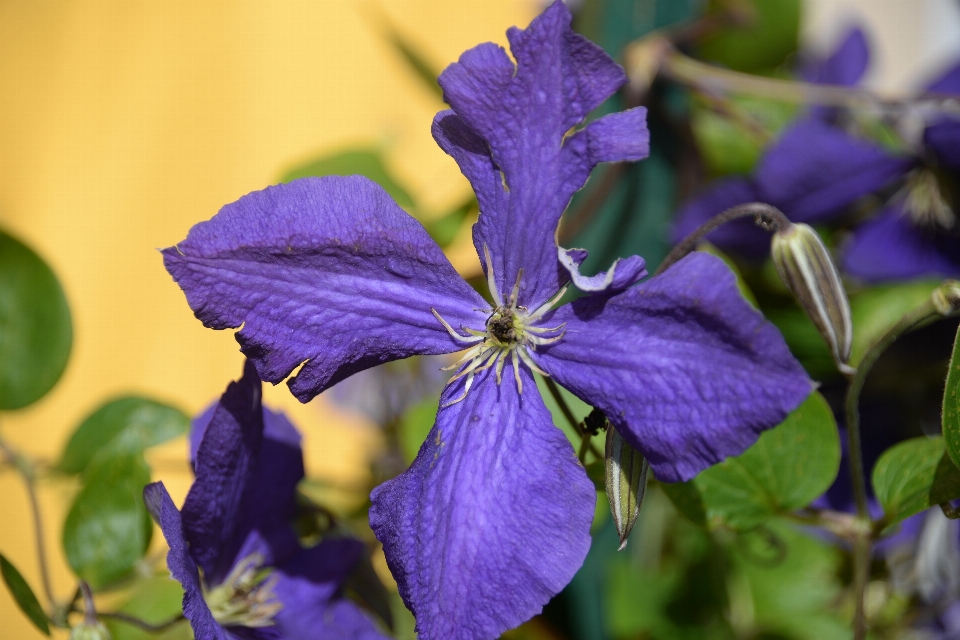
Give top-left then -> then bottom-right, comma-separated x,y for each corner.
0,2 -> 535,637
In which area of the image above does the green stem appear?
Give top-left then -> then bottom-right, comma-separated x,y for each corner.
97,611 -> 186,633
542,378 -> 601,459
655,202 -> 790,276
659,48 -> 959,111
0,432 -> 55,607
842,297 -> 941,640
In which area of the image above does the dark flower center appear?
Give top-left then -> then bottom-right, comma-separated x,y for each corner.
487,309 -> 519,344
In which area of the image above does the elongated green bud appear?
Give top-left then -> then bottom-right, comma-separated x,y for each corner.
605,426 -> 649,551
771,223 -> 854,375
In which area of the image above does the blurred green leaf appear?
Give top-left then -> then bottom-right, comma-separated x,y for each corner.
849,280 -> 940,366
281,149 -> 415,210
691,96 -> 797,177
872,436 -> 960,527
63,454 -> 152,589
103,577 -> 189,640
0,553 -> 50,636
733,522 -> 847,640
764,306 -> 838,380
0,229 -> 72,410
59,397 -> 189,476
398,393 -> 439,464
382,23 -> 442,99
943,324 -> 960,469
691,392 -> 839,530
661,479 -> 708,526
424,198 -> 474,248
697,0 -> 801,74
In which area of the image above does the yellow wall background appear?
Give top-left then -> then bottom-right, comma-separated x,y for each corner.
0,2 -> 535,637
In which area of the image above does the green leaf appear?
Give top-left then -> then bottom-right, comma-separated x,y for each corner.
943,324 -> 960,469
103,577 -> 189,640
849,279 -> 940,366
692,392 -> 840,530
398,393 -> 439,465
382,23 -> 442,99
63,454 -> 153,589
872,436 -> 960,526
59,397 -> 189,476
660,479 -> 707,526
423,198 -> 475,248
280,148 -> 414,210
0,229 -> 72,410
0,553 -> 50,635
691,95 -> 797,177
733,522 -> 847,640
697,0 -> 801,74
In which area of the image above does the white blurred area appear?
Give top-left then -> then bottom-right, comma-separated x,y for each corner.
803,0 -> 960,94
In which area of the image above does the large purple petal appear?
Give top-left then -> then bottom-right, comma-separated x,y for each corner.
671,178 -> 771,258
925,119 -> 960,172
436,1 -> 648,307
272,539 -> 388,639
369,366 -> 596,640
926,61 -> 960,95
144,482 -> 228,640
843,206 -> 960,282
163,176 -> 487,402
182,363 -> 302,584
534,252 -> 813,483
803,27 -> 870,87
756,118 -> 914,223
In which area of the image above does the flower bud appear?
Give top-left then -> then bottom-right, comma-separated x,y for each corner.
771,223 -> 854,375
605,426 -> 649,551
932,280 -> 960,317
70,620 -> 111,640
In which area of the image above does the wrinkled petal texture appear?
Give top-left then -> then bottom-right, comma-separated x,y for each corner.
144,482 -> 229,640
369,366 -> 596,640
182,362 -> 302,585
272,539 -> 389,640
756,118 -> 914,222
843,206 -> 960,281
535,252 -> 813,483
672,178 -> 771,258
435,0 -> 649,306
163,176 -> 487,402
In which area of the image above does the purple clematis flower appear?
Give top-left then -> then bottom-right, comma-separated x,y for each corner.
675,31 -> 960,283
144,362 -> 387,640
161,3 -> 811,637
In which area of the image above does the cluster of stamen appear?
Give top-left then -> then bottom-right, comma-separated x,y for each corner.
432,246 -> 567,406
203,553 -> 282,628
903,168 -> 954,230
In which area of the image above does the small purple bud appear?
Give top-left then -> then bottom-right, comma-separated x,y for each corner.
605,425 -> 649,551
771,223 -> 854,375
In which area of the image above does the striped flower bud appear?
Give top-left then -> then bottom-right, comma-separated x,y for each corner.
70,621 -> 111,640
771,223 -> 854,375
605,425 -> 649,551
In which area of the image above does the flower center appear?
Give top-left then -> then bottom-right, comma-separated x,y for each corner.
203,553 -> 282,628
431,245 -> 566,406
902,168 -> 954,231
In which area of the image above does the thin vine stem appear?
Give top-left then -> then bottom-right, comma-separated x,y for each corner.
542,377 -> 601,460
656,46 -> 960,113
97,611 -> 187,633
843,297 -> 940,640
655,202 -> 790,276
0,431 -> 55,607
